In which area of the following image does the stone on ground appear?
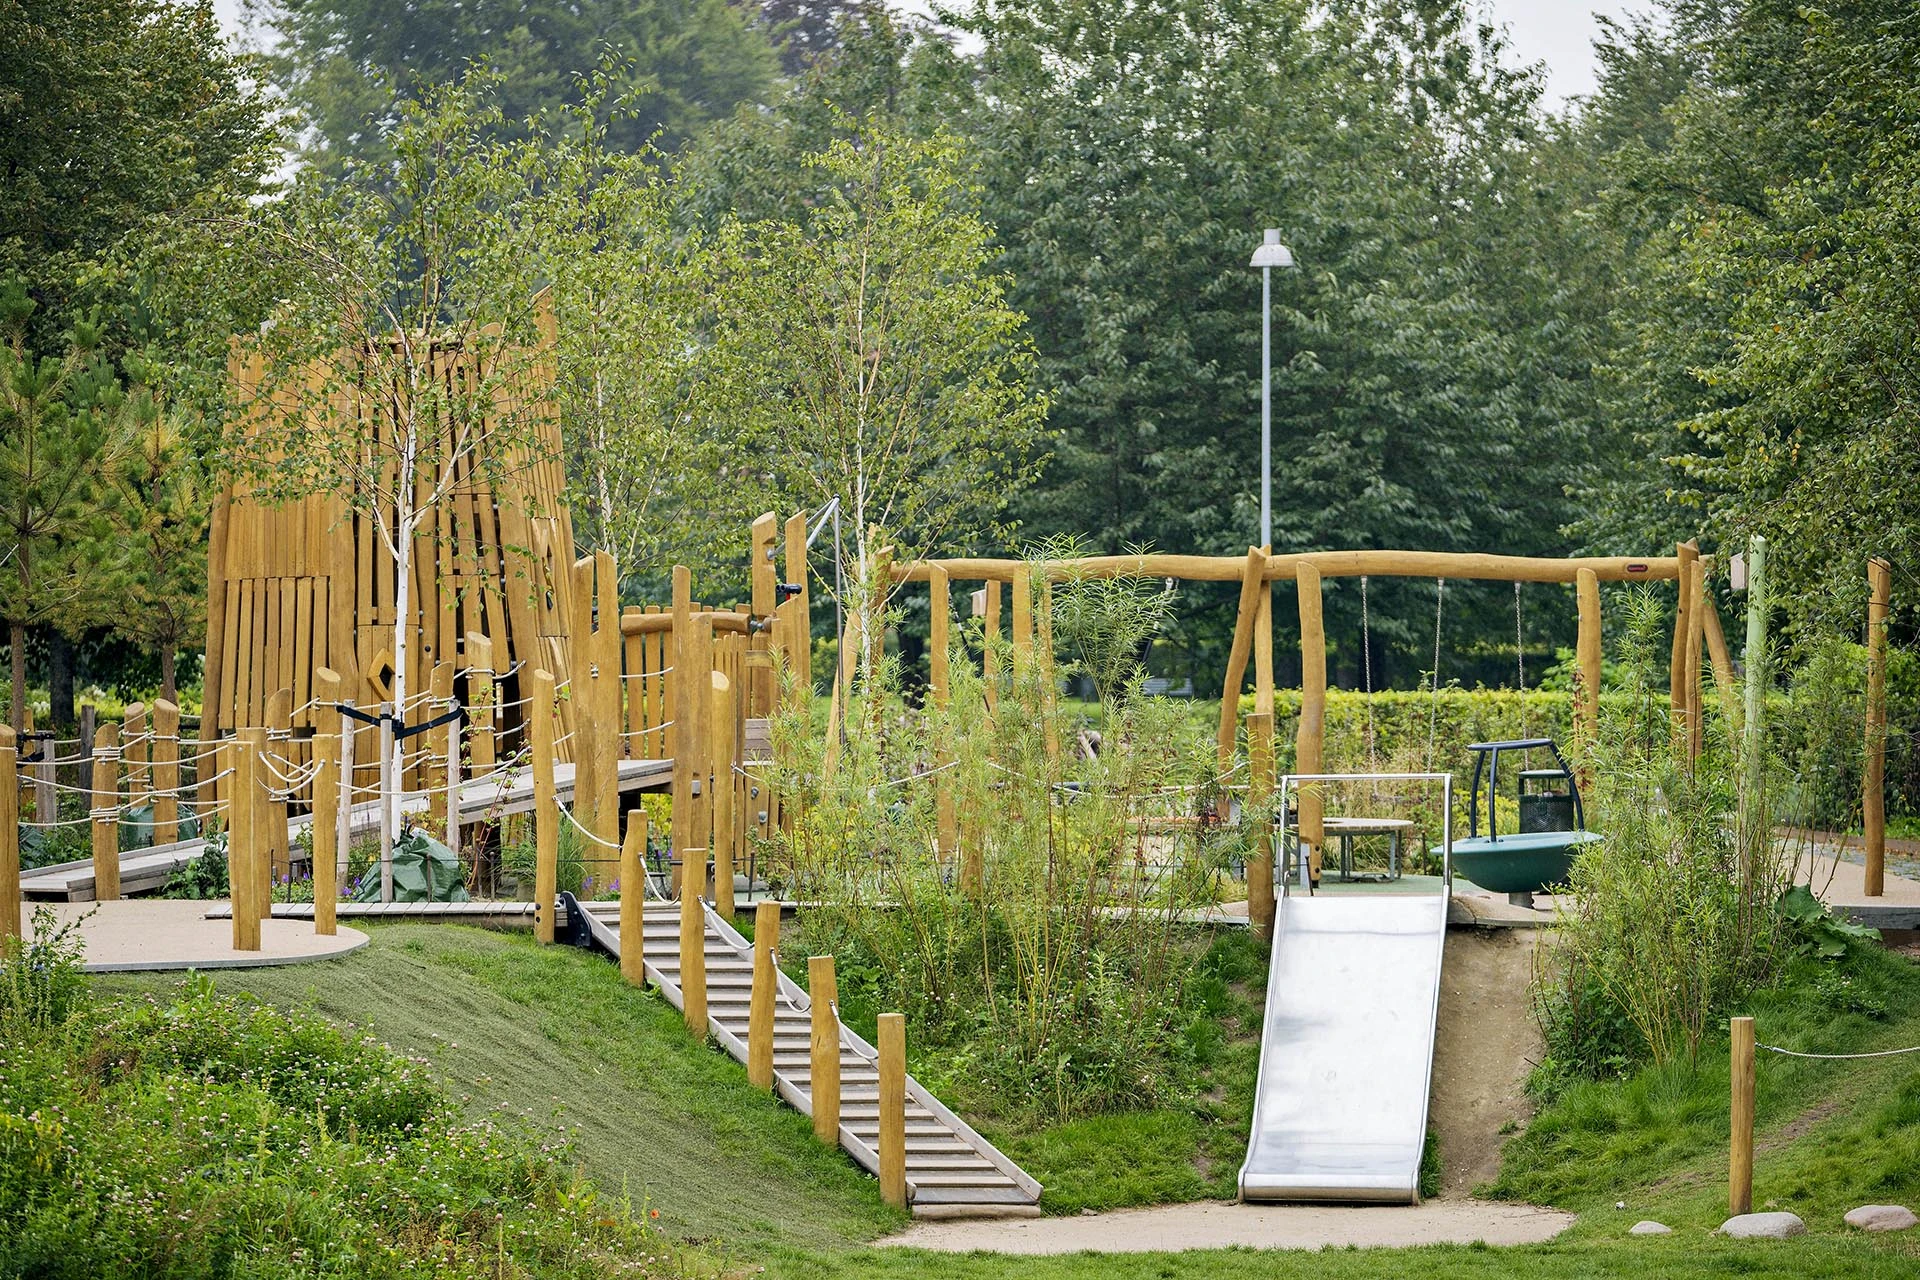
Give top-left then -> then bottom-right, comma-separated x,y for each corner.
1844,1205 -> 1917,1232
1718,1211 -> 1806,1239
1628,1220 -> 1672,1235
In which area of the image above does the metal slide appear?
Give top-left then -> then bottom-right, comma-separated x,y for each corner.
1239,771 -> 1453,1203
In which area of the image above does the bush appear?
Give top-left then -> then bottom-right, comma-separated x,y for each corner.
0,970 -> 693,1278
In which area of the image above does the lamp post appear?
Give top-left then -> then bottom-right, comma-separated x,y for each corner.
1249,229 -> 1296,549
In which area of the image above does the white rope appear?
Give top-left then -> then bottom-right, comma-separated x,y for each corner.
622,720 -> 674,739
556,801 -> 623,850
1759,1042 -> 1920,1060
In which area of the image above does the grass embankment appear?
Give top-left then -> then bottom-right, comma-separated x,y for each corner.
97,924 -> 1920,1280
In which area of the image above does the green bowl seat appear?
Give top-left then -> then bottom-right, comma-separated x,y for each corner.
1433,829 -> 1602,895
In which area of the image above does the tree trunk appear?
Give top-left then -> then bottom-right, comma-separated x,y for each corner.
7,619 -> 23,734
49,629 -> 76,731
160,647 -> 177,708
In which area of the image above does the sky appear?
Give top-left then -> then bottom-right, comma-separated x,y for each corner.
211,0 -> 1654,112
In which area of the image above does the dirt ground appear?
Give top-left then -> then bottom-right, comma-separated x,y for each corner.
1429,927 -> 1543,1196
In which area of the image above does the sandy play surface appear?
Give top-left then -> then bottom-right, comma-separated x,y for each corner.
876,1199 -> 1574,1253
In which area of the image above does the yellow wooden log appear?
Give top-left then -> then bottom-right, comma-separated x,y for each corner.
1865,558 -> 1892,898
593,549 -> 620,839
248,723 -> 271,926
1730,1015 -> 1755,1215
892,550 -> 1685,585
1254,558 -> 1274,719
1247,711 -> 1275,940
687,616 -> 715,861
877,1012 -> 907,1209
466,632 -> 496,773
569,556 -> 602,840
620,810 -> 647,985
1295,562 -> 1326,884
750,513 -> 779,715
1011,562 -> 1032,677
530,669 -> 557,944
711,669 -> 736,920
982,580 -> 1002,714
0,728 -> 18,943
680,844 -> 708,1038
230,730 -> 261,951
784,510 -> 812,699
1671,541 -> 1699,755
265,686 -> 291,881
312,668 -> 342,936
91,723 -> 121,902
151,699 -> 180,845
809,954 -> 840,1144
747,900 -> 780,1089
122,702 -> 148,811
670,565 -> 693,872
1216,547 -> 1270,810
1575,568 -> 1602,760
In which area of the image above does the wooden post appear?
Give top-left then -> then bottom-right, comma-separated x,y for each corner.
1010,562 -> 1032,677
1742,538 -> 1769,834
688,616 -> 715,862
1730,1015 -> 1755,1215
230,729 -> 262,951
265,687 -> 291,883
680,845 -> 708,1038
1254,570 -> 1274,719
593,550 -> 620,838
248,724 -> 272,925
784,510 -> 812,699
91,722 -> 121,902
1686,557 -> 1707,762
152,699 -> 180,845
531,669 -> 557,944
1865,557 -> 1892,898
748,900 -> 780,1089
982,580 -> 1002,713
569,556 -> 601,841
466,632 -> 496,773
1295,562 -> 1327,884
1248,711 -> 1276,939
620,810 -> 647,985
123,702 -> 148,813
0,727 -> 18,943
312,668 -> 342,936
670,565 -> 695,888
809,954 -> 840,1144
1216,548 -> 1270,810
877,1011 -> 907,1209
751,512 -> 779,715
1672,540 -> 1700,756
1574,568 -> 1602,758
337,699 -> 356,881
930,565 -> 956,861
32,736 -> 54,837
428,661 -> 452,829
711,669 -> 736,920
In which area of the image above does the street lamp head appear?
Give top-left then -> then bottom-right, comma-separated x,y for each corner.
1250,228 -> 1295,270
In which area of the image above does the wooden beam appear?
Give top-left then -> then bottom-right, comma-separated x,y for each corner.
877,1012 -> 907,1210
1296,563 -> 1327,884
1215,548 -> 1269,795
892,550 -> 1686,585
809,954 -> 840,1145
1865,557 -> 1892,898
230,729 -> 261,950
680,842 -> 708,1038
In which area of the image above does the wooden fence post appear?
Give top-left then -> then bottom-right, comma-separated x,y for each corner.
620,810 -> 647,985
312,668 -> 342,936
265,687 -> 291,882
1295,562 -> 1327,885
1248,711 -> 1276,940
123,702 -> 148,814
1865,557 -> 1892,898
711,670 -> 737,920
152,699 -> 180,845
466,632 -> 496,774
0,728 -> 18,942
230,729 -> 262,951
531,669 -> 557,944
877,1012 -> 907,1209
1730,1015 -> 1755,1215
680,845 -> 708,1038
748,900 -> 780,1088
809,954 -> 840,1144
91,722 -> 121,902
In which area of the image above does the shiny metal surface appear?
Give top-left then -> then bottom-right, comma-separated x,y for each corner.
1238,890 -> 1449,1203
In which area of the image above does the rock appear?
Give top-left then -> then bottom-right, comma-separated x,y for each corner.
1080,1208 -> 1098,1217
1614,1201 -> 1626,1210
1629,1221 -> 1672,1236
1844,1205 -> 1917,1232
1719,1212 -> 1806,1239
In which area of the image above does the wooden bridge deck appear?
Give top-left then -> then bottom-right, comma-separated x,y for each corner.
574,900 -> 1043,1214
21,757 -> 674,901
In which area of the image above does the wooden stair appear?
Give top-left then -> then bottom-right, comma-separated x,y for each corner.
572,899 -> 1042,1213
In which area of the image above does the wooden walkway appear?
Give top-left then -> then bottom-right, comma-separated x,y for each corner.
572,899 -> 1043,1215
22,757 -> 673,901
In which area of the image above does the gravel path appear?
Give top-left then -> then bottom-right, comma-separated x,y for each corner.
875,1200 -> 1574,1254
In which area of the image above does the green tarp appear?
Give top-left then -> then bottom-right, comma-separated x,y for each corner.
351,828 -> 471,903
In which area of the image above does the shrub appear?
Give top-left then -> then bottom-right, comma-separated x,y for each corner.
0,907 -> 89,1030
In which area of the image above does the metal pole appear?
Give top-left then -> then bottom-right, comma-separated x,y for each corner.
1261,262 -> 1272,551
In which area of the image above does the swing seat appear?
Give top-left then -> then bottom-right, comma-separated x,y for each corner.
1440,829 -> 1601,895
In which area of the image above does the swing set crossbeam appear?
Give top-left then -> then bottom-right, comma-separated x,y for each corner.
892,550 -> 1682,585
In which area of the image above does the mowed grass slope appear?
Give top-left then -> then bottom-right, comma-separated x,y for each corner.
95,923 -> 903,1257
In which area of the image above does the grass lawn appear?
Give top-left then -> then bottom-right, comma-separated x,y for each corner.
90,922 -> 1920,1280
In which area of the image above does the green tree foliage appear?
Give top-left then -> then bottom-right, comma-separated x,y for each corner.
101,408 -> 214,704
248,0 -> 780,175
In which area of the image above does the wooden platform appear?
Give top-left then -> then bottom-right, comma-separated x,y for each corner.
572,900 -> 1043,1216
22,899 -> 370,972
21,756 -> 673,902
